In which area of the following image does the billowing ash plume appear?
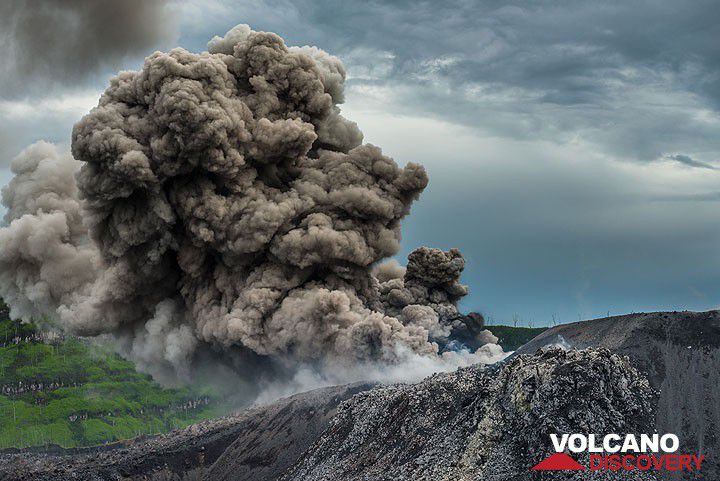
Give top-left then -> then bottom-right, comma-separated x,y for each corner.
0,142 -> 98,322
0,25 -> 502,392
378,248 -> 497,350
0,0 -> 175,98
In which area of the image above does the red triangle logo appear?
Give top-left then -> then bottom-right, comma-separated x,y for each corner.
531,452 -> 586,471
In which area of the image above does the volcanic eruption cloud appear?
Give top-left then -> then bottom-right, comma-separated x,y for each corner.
0,25 -> 503,397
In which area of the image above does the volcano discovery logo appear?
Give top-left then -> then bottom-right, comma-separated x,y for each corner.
531,433 -> 705,473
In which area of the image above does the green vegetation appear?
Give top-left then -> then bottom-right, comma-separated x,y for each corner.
486,325 -> 548,351
0,301 -> 224,449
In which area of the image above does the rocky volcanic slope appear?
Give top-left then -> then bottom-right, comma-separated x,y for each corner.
204,382 -> 374,481
0,383 -> 373,481
282,348 -> 656,481
516,310 -> 720,480
515,310 -> 720,385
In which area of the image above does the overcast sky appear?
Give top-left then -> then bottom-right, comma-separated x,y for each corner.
2,0 -> 719,325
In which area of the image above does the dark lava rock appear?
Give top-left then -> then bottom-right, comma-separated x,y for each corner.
282,348 -> 656,481
516,310 -> 720,480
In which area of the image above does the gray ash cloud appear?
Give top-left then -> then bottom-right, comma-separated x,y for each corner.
0,25 -> 502,392
0,0 -> 175,98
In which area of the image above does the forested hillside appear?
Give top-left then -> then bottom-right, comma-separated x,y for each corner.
0,301 -> 222,448
484,325 -> 547,351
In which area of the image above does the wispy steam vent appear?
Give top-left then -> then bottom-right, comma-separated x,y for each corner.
0,25 -> 501,390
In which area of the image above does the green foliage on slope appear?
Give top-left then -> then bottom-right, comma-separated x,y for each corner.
486,325 -> 548,352
0,301 -> 223,448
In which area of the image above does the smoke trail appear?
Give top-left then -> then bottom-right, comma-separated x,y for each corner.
0,25 -> 503,394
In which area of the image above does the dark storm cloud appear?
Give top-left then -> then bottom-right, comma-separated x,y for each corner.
0,0 -> 176,98
667,154 -> 717,170
197,0 -> 720,162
